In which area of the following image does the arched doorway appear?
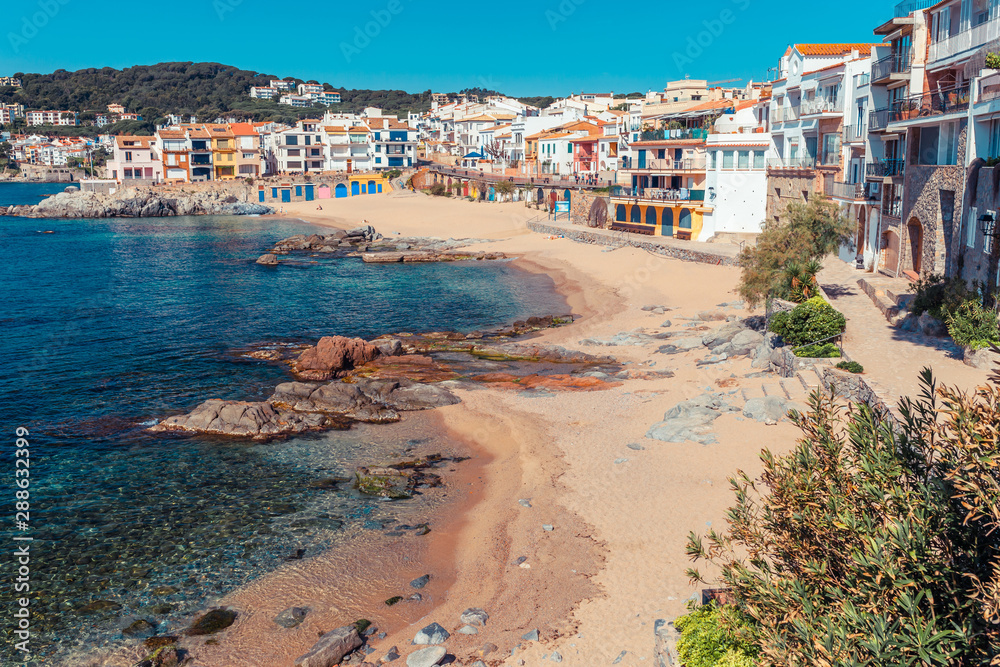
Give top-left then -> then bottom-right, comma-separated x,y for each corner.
679,208 -> 692,229
564,189 -> 571,206
616,204 -> 626,222
906,218 -> 923,274
351,181 -> 360,196
549,191 -> 557,210
645,206 -> 657,226
661,208 -> 674,236
367,180 -> 376,194
536,187 -> 544,203
335,183 -> 348,198
630,205 -> 641,223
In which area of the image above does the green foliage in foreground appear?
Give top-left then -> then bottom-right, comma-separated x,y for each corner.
687,368 -> 1000,665
793,342 -> 841,358
768,296 -> 846,347
947,299 -> 1000,350
675,603 -> 758,667
911,273 -> 979,321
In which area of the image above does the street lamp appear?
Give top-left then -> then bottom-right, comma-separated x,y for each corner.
981,212 -> 998,238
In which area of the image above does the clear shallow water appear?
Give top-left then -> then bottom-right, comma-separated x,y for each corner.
0,182 -> 567,661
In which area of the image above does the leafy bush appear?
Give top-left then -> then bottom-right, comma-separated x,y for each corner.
777,260 -> 822,303
687,371 -> 1000,665
911,273 -> 977,321
836,360 -> 864,373
384,169 -> 402,180
794,342 -> 841,358
675,603 -> 758,667
988,51 -> 1000,69
947,300 -> 1000,350
768,297 -> 847,347
427,183 -> 449,197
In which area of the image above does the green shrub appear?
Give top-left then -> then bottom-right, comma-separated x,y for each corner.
911,274 -> 977,321
987,51 -> 1000,69
836,360 -> 864,373
947,300 -> 1000,350
794,342 -> 841,358
768,297 -> 846,347
428,183 -> 449,197
675,603 -> 758,667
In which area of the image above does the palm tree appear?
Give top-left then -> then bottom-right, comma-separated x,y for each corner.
780,259 -> 822,302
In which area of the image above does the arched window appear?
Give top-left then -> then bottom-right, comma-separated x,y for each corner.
630,206 -> 641,223
679,208 -> 692,229
645,206 -> 657,226
616,204 -> 626,221
662,208 -> 674,235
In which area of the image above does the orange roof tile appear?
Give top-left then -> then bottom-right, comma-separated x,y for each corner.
793,43 -> 876,57
227,122 -> 258,136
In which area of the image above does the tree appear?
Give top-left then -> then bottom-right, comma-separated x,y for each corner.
687,366 -> 1000,665
737,195 -> 853,307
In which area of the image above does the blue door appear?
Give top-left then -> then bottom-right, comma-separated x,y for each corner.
351,181 -> 360,196
645,206 -> 657,226
295,185 -> 302,197
281,189 -> 291,203
679,208 -> 692,229
661,209 -> 674,236
271,187 -> 278,198
305,185 -> 314,201
638,149 -> 646,169
377,184 -> 383,193
367,180 -> 376,194
258,190 -> 265,203
336,183 -> 347,198
488,186 -> 495,201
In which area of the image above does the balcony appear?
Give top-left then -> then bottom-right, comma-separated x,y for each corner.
929,15 -> 1000,61
772,105 -> 801,124
871,52 -> 912,83
893,0 -> 937,17
632,157 -> 707,172
979,72 -> 1000,104
638,128 -> 709,141
828,181 -> 879,200
882,194 -> 903,218
889,85 -> 971,123
843,124 -> 866,143
767,155 -> 816,170
866,158 -> 905,178
800,97 -> 841,116
610,185 -> 706,202
869,108 -> 890,132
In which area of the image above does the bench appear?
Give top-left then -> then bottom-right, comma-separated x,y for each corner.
674,229 -> 692,241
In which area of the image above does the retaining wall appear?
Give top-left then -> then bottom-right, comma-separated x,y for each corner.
526,220 -> 739,266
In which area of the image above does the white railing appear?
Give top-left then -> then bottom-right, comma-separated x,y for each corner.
929,17 -> 1000,62
800,97 -> 842,115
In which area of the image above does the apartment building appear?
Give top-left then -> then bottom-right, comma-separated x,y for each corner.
107,135 -> 163,182
367,117 -> 417,169
26,110 -> 79,126
250,86 -> 278,100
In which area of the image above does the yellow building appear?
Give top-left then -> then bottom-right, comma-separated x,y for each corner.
204,124 -> 237,179
609,133 -> 710,238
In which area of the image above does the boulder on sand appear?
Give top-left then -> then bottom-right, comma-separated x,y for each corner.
294,336 -> 383,380
295,625 -> 363,667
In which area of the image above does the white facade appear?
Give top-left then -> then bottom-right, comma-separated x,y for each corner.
702,134 -> 772,237
26,110 -> 78,126
251,87 -> 277,100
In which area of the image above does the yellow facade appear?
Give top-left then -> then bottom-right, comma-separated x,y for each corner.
610,201 -> 709,238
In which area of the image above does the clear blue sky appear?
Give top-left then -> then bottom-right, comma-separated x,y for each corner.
2,0 -> 890,96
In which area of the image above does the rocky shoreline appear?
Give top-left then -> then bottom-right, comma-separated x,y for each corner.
1,185 -> 273,218
256,227 -> 507,266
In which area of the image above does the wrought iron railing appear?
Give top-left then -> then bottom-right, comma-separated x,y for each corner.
888,85 -> 971,123
872,52 -> 913,81
869,108 -> 890,131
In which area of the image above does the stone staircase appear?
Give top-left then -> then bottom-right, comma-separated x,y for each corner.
741,367 -> 825,404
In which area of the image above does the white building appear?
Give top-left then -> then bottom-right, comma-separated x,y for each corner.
26,110 -> 79,126
297,83 -> 324,96
251,86 -> 278,100
279,95 -> 313,108
271,80 -> 295,92
702,132 -> 773,237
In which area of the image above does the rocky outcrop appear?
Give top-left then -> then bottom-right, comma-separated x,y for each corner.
267,228 -> 509,263
150,377 -> 460,439
293,336 -> 384,380
8,187 -> 273,218
256,253 -> 279,266
362,250 -> 506,263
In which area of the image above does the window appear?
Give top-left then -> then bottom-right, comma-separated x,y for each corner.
567,144 -> 572,153
709,151 -> 716,169
124,151 -> 132,162
989,119 -> 1000,158
918,126 -> 940,165
286,135 -> 298,146
722,151 -> 734,168
941,121 -> 958,165
166,154 -> 176,166
738,151 -> 750,169
753,151 -> 765,169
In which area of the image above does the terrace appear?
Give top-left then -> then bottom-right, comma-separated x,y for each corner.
871,52 -> 913,84
888,85 -> 971,123
610,185 -> 706,202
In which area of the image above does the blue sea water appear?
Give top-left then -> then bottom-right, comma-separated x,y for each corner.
0,182 -> 567,661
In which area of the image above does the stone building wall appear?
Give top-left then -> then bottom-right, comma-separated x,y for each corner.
963,164 -> 1000,286
765,171 -> 818,221
569,190 -> 610,228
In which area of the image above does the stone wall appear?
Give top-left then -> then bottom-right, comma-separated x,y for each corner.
820,367 -> 903,429
570,190 -> 610,228
961,164 -> 1000,286
765,171 -> 817,221
899,122 -> 968,277
526,220 -> 739,266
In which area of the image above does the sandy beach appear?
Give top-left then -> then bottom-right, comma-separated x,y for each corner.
183,189 -> 804,666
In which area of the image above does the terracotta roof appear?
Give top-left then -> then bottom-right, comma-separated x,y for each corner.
157,130 -> 186,139
115,135 -> 154,148
793,43 -> 876,57
569,136 -> 599,143
228,122 -> 258,136
323,126 -> 348,133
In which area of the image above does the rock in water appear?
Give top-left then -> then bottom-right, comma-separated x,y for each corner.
274,606 -> 309,628
459,607 -> 489,627
256,253 -> 279,266
406,646 -> 447,667
413,622 -> 450,645
294,625 -> 363,667
184,608 -> 238,636
294,336 -> 383,380
121,618 -> 157,638
410,574 -> 431,589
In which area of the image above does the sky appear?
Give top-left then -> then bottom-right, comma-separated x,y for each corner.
1,0 -> 891,97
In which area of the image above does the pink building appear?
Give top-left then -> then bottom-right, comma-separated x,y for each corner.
106,136 -> 163,182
